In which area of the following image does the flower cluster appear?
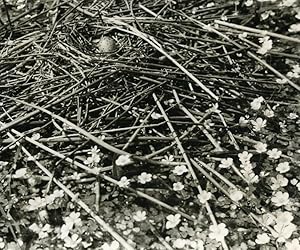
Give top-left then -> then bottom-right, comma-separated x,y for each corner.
166,214 -> 181,229
59,211 -> 83,248
238,151 -> 258,183
208,223 -> 229,242
138,172 -> 152,184
29,223 -> 52,239
26,190 -> 64,211
257,36 -> 273,55
287,65 -> 300,78
133,210 -> 147,222
197,190 -> 212,204
118,176 -> 130,188
101,240 -> 120,250
115,155 -> 133,166
271,191 -> 290,207
271,211 -> 297,242
251,117 -> 267,132
173,165 -> 189,175
172,238 -> 204,250
84,146 -> 102,166
218,158 -> 233,169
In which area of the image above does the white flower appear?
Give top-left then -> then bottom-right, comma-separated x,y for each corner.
16,3 -> 26,10
271,191 -> 289,207
189,239 -> 204,250
133,211 -> 147,222
64,212 -> 82,227
261,213 -> 276,226
285,239 -> 300,250
166,214 -> 181,229
162,155 -> 174,163
0,237 -> 5,249
240,161 -> 253,171
29,223 -> 52,239
264,109 -> 274,118
84,155 -> 100,165
241,169 -> 259,183
245,0 -> 253,6
251,117 -> 267,132
238,151 -> 253,164
219,158 -> 233,169
63,122 -> 73,130
276,162 -> 290,173
229,189 -> 244,202
84,146 -> 102,165
270,175 -> 288,190
173,182 -> 184,191
290,178 -> 298,186
197,190 -> 212,204
254,142 -> 268,153
38,210 -> 48,222
60,223 -> 72,239
292,65 -> 300,74
101,241 -> 120,250
46,190 -> 64,204
276,211 -> 294,225
13,168 -> 28,178
257,37 -> 273,55
255,233 -> 270,244
267,148 -> 282,159
173,239 -> 187,249
287,71 -> 300,79
208,223 -> 229,242
63,234 -> 82,248
272,223 -> 297,242
26,197 -> 47,211
164,99 -> 175,105
118,176 -> 130,188
90,146 -> 100,155
221,15 -> 228,21
6,241 -> 23,250
261,11 -> 274,21
31,133 -> 41,140
289,23 -> 300,33
138,172 -> 152,184
239,32 -> 248,38
115,155 -> 132,166
173,165 -> 189,175
250,96 -> 264,110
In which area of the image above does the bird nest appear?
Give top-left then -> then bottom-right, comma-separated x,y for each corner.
0,0 -> 300,249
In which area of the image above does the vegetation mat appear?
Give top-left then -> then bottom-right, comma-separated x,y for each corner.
0,0 -> 300,249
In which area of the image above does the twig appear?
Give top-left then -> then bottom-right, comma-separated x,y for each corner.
172,90 -> 222,152
215,20 -> 300,44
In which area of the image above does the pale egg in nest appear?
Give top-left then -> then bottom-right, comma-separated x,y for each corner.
95,36 -> 117,53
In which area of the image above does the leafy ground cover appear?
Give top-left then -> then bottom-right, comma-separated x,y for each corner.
0,0 -> 300,249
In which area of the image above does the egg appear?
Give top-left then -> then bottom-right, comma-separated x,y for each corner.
96,36 -> 117,53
